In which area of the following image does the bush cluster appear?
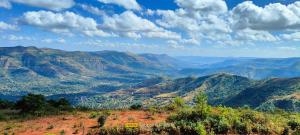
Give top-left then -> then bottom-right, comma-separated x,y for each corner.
0,93 -> 73,119
153,92 -> 300,135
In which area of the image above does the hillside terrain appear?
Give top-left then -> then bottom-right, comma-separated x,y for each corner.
1,46 -> 300,112
105,73 -> 300,112
0,46 -> 177,99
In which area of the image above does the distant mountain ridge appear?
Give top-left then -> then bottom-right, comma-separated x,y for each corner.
0,46 -> 178,78
1,46 -> 300,112
0,46 -> 179,98
179,57 -> 300,79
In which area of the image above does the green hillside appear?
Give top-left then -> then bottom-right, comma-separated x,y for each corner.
109,73 -> 300,112
0,46 -> 176,98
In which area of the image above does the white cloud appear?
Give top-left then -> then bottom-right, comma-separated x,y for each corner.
2,34 -> 32,41
79,4 -> 106,16
175,0 -> 227,14
10,0 -> 75,11
42,38 -> 65,44
281,32 -> 300,41
145,9 -> 155,16
22,11 -> 109,37
236,29 -> 279,42
0,21 -> 17,30
98,0 -> 141,10
101,11 -> 181,40
277,46 -> 297,51
180,38 -> 200,45
155,0 -> 231,44
232,1 -> 300,31
77,39 -> 102,46
154,0 -> 300,45
0,0 -> 11,9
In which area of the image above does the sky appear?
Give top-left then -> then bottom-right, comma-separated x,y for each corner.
0,0 -> 300,58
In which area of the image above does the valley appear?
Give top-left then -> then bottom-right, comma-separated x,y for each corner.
1,46 -> 300,112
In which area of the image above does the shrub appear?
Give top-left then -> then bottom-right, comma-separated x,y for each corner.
214,116 -> 230,134
89,112 -> 100,119
0,100 -> 14,109
241,111 -> 256,122
292,128 -> 300,135
282,127 -> 289,135
60,130 -> 65,135
167,108 -> 201,122
175,121 -> 199,135
233,121 -> 250,134
173,97 -> 185,109
48,98 -> 72,111
47,125 -> 54,130
152,123 -> 179,135
97,114 -> 108,127
257,125 -> 271,135
130,103 -> 142,110
288,119 -> 300,130
148,106 -> 157,115
195,122 -> 207,135
0,111 -> 8,121
99,127 -> 141,135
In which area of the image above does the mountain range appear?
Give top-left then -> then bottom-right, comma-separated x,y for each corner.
179,57 -> 300,79
0,46 -> 300,112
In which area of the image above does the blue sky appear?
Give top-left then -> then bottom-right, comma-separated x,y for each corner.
0,0 -> 300,57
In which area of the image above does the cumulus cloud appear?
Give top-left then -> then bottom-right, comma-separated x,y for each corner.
77,39 -> 102,46
2,34 -> 32,41
0,21 -> 17,30
155,0 -> 231,44
21,11 -> 109,37
42,38 -> 65,44
175,0 -> 227,14
100,11 -> 181,39
153,0 -> 300,45
98,0 -> 141,10
0,0 -> 11,9
9,0 -> 74,11
232,1 -> 300,31
281,32 -> 300,41
79,4 -> 106,16
236,29 -> 279,42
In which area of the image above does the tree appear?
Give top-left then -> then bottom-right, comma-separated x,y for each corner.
194,92 -> 211,119
15,94 -> 72,116
15,94 -> 48,116
0,99 -> 14,109
48,98 -> 72,111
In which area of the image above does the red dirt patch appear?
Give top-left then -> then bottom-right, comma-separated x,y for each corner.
1,112 -> 97,135
0,111 -> 169,135
105,110 -> 168,128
